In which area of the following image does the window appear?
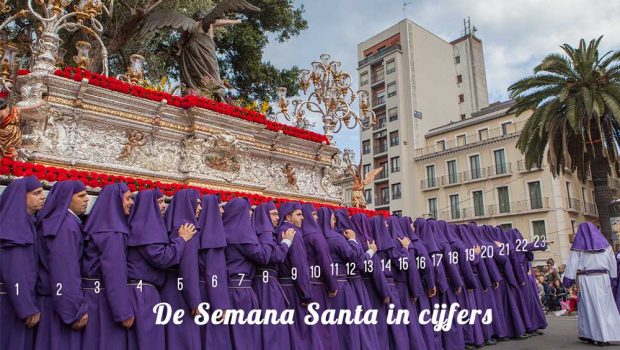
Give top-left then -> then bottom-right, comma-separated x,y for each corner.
581,187 -> 587,204
478,128 -> 489,141
447,160 -> 458,184
428,198 -> 438,219
500,223 -> 513,231
386,59 -> 396,74
362,140 -> 370,154
457,74 -> 463,83
362,164 -> 371,178
455,56 -> 461,64
459,94 -> 465,103
377,115 -> 387,129
501,121 -> 513,136
456,134 -> 466,146
532,220 -> 547,240
379,162 -> 388,179
364,189 -> 372,203
473,190 -> 484,216
392,183 -> 401,199
374,89 -> 385,105
390,131 -> 399,146
571,220 -> 576,234
469,155 -> 481,179
380,187 -> 390,204
390,157 -> 400,173
360,71 -> 369,85
494,149 -> 507,174
388,107 -> 398,121
450,194 -> 460,219
436,140 -> 446,151
392,210 -> 402,217
528,181 -> 543,209
498,186 -> 510,213
372,65 -> 384,83
426,165 -> 436,187
566,182 -> 572,208
387,83 -> 397,98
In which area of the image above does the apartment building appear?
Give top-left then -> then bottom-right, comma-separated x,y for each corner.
412,100 -> 613,264
357,19 -> 488,215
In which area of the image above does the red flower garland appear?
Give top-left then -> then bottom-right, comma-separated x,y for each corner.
21,68 -> 330,144
0,157 -> 387,217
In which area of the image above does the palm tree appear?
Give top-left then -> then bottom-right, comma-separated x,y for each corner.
508,37 -> 620,242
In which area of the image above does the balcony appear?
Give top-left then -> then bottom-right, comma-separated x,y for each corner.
371,73 -> 385,86
375,196 -> 390,206
463,168 -> 487,183
487,163 -> 512,178
435,198 -> 552,222
373,144 -> 388,154
373,118 -> 387,131
441,173 -> 462,187
372,96 -> 386,108
609,177 -> 620,191
517,160 -> 543,173
584,202 -> 597,216
421,177 -> 440,190
415,121 -> 525,158
376,169 -> 388,181
358,44 -> 402,67
567,197 -> 582,212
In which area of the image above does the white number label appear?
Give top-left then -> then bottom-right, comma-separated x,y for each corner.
416,256 -> 426,269
449,251 -> 459,265
212,275 -> 218,288
237,273 -> 245,286
94,281 -> 101,294
177,278 -> 184,291
363,259 -> 374,273
291,267 -> 298,281
346,262 -> 356,275
14,283 -> 19,295
433,253 -> 443,267
310,265 -> 321,279
331,263 -> 339,276
381,259 -> 391,271
481,246 -> 494,259
399,257 -> 409,270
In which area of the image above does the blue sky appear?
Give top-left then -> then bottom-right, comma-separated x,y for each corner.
262,0 -> 620,158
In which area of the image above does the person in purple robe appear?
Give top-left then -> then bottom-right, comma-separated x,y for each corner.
160,189 -> 202,350
400,216 -> 438,350
197,194 -> 232,349
35,180 -> 89,350
615,248 -> 620,314
0,176 -> 45,350
443,223 -> 484,349
126,189 -> 196,350
506,228 -> 547,336
223,198 -> 294,350
369,215 -> 410,349
252,201 -> 293,350
300,203 -> 338,350
275,202 -> 312,349
386,215 -> 429,350
81,182 -> 135,350
320,207 -> 379,350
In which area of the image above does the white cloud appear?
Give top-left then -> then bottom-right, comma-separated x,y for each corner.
263,0 -> 620,158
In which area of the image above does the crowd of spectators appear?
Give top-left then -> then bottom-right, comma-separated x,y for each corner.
533,258 -> 578,315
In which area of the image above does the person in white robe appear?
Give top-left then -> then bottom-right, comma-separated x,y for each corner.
563,222 -> 620,346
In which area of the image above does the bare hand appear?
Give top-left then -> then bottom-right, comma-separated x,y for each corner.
411,297 -> 418,304
24,312 -> 40,328
328,290 -> 338,298
344,229 -> 356,241
383,296 -> 391,304
427,287 -> 437,298
282,228 -> 296,241
398,236 -> 411,248
191,308 -> 199,318
492,282 -> 499,289
71,313 -> 88,330
473,245 -> 481,255
179,223 -> 197,242
494,240 -> 502,247
546,240 -> 554,245
121,316 -> 135,329
367,240 -> 378,253
455,286 -> 462,295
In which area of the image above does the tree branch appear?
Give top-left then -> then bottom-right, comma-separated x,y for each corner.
117,0 -> 135,14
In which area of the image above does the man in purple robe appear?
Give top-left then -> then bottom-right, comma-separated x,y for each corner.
127,189 -> 196,350
387,216 -> 427,350
319,207 -> 379,350
276,202 -> 313,349
223,198 -> 294,350
300,203 -> 338,350
0,176 -> 45,350
197,194 -> 232,349
369,215 -> 410,349
35,180 -> 89,350
252,201 -> 293,350
81,182 -> 135,350
160,189 -> 202,350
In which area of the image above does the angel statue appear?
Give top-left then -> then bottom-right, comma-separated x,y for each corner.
136,0 -> 260,98
347,163 -> 383,209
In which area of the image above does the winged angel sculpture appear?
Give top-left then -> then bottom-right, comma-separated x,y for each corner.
136,0 -> 260,95
348,163 -> 383,209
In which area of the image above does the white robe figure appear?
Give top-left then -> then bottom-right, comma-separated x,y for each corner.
564,245 -> 620,343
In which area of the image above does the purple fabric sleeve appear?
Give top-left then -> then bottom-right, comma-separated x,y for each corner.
0,245 -> 39,319
92,232 -> 134,322
476,257 -> 492,290
258,232 -> 289,264
443,245 -> 464,290
137,237 -> 186,270
310,235 -> 338,292
179,233 -> 201,309
563,277 -> 575,288
48,225 -> 87,324
199,249 -> 231,310
289,237 -> 313,302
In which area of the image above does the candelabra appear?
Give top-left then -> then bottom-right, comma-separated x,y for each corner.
117,54 -> 146,85
275,53 -> 376,142
0,0 -> 110,108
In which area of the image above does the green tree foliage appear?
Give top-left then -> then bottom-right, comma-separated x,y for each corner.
508,37 -> 620,241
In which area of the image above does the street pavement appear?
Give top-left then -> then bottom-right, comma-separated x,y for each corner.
493,315 -> 619,349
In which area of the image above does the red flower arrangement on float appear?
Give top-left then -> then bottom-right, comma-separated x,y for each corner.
0,157 -> 387,217
15,68 -> 329,144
